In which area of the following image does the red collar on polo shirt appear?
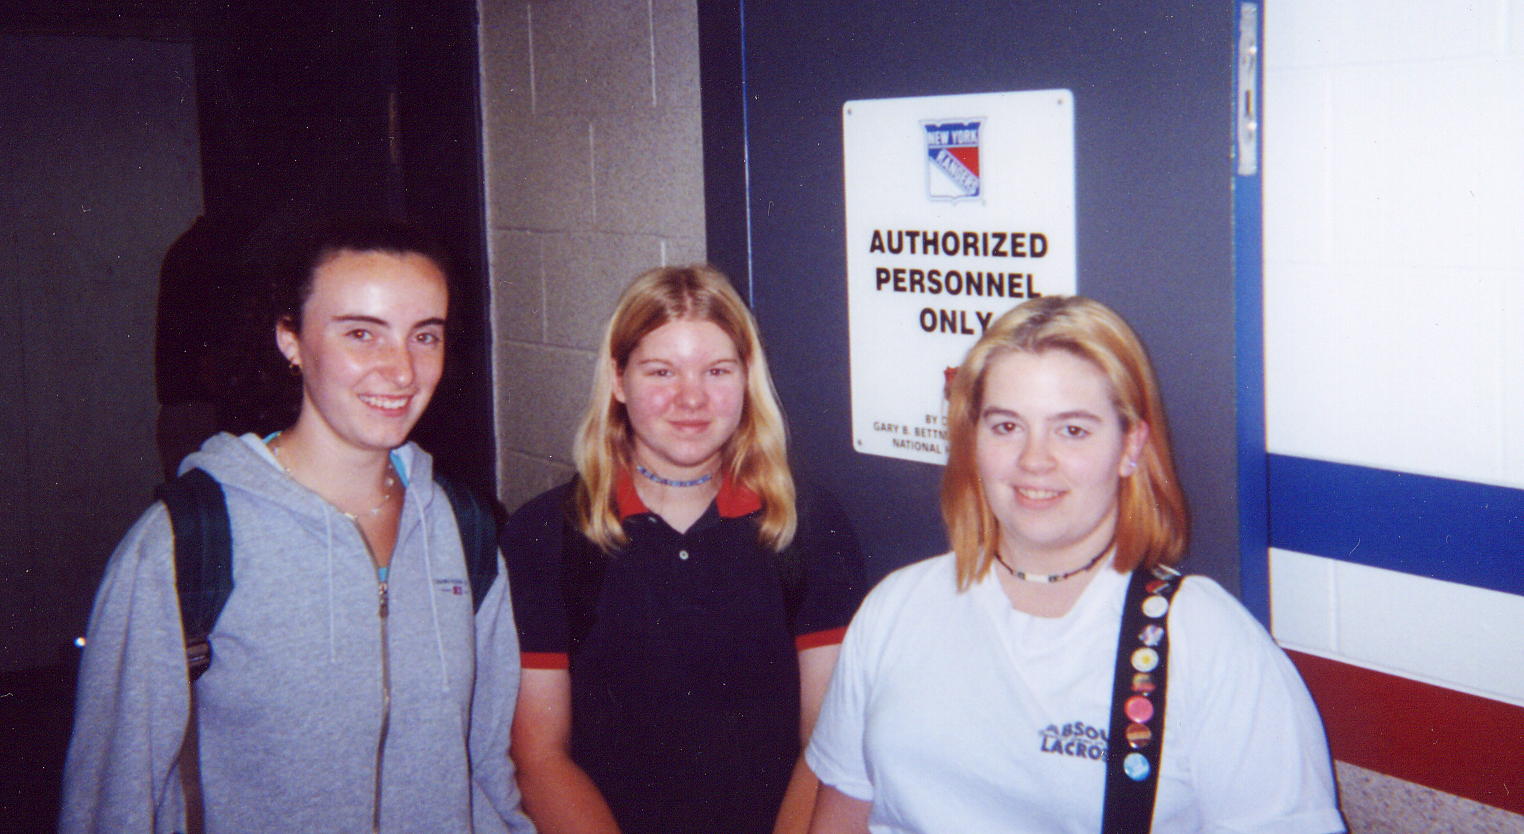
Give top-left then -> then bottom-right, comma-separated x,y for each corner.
614,469 -> 764,520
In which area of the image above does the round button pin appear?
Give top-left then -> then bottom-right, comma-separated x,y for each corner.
678,549 -> 690,561
1126,722 -> 1153,749
1142,594 -> 1170,618
1124,695 -> 1155,724
1131,647 -> 1160,672
1123,752 -> 1151,781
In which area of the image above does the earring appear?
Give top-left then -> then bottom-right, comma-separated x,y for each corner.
1122,459 -> 1138,476
288,360 -> 302,377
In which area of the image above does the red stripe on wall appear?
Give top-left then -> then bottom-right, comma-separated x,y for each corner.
1286,650 -> 1524,815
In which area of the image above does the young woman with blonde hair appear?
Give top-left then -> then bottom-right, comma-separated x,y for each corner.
806,296 -> 1343,833
505,264 -> 865,834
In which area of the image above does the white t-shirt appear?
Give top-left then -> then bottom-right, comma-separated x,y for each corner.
806,554 -> 1344,833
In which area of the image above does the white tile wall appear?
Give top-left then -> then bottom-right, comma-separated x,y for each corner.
1261,68 -> 1329,262
1509,0 -> 1524,53
1264,0 -> 1524,737
1264,0 -> 1524,490
1271,549 -> 1524,707
1504,267 -> 1524,482
1334,557 -> 1524,704
1267,549 -> 1337,650
1470,69 -> 1524,272
1265,263 -> 1506,482
1325,63 -> 1482,269
1266,0 -> 1496,69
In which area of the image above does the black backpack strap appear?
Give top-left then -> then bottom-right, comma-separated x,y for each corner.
156,468 -> 230,834
1101,565 -> 1183,833
155,468 -> 233,682
432,470 -> 501,614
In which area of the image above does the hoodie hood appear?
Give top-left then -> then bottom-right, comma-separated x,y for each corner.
180,432 -> 451,681
179,432 -> 440,534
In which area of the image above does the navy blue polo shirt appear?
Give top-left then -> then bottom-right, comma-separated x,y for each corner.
504,473 -> 865,834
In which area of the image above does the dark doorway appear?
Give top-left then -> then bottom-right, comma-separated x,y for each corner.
0,2 -> 493,829
185,0 -> 496,495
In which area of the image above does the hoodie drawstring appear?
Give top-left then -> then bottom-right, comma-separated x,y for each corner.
417,507 -> 452,690
324,510 -> 337,663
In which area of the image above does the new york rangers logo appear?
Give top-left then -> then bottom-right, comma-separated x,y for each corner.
924,119 -> 983,201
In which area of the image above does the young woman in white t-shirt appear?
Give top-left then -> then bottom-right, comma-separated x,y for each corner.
805,295 -> 1344,833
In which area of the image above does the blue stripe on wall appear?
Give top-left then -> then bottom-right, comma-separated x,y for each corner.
1267,454 -> 1524,596
1234,0 -> 1269,624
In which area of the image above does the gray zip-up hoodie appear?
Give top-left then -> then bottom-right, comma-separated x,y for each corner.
61,433 -> 535,833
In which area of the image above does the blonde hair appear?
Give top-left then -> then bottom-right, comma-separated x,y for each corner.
572,264 -> 797,551
941,295 -> 1188,590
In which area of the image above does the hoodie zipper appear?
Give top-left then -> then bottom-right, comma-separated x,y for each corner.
373,570 -> 391,834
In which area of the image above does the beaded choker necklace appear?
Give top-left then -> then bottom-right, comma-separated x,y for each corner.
634,464 -> 713,488
992,541 -> 1111,584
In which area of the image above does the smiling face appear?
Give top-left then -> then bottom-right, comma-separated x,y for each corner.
975,349 -> 1148,570
276,249 -> 448,456
613,318 -> 747,480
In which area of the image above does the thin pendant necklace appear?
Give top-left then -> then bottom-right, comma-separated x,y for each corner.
635,463 -> 714,488
992,541 -> 1112,584
269,437 -> 397,521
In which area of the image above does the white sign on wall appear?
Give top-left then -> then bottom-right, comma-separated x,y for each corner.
843,89 -> 1076,464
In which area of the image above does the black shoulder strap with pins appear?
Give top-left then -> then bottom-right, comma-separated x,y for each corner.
1101,565 -> 1183,833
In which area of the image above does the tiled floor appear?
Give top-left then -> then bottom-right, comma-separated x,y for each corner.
1337,762 -> 1524,834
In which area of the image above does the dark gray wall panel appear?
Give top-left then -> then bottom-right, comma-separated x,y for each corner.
703,1 -> 1243,590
